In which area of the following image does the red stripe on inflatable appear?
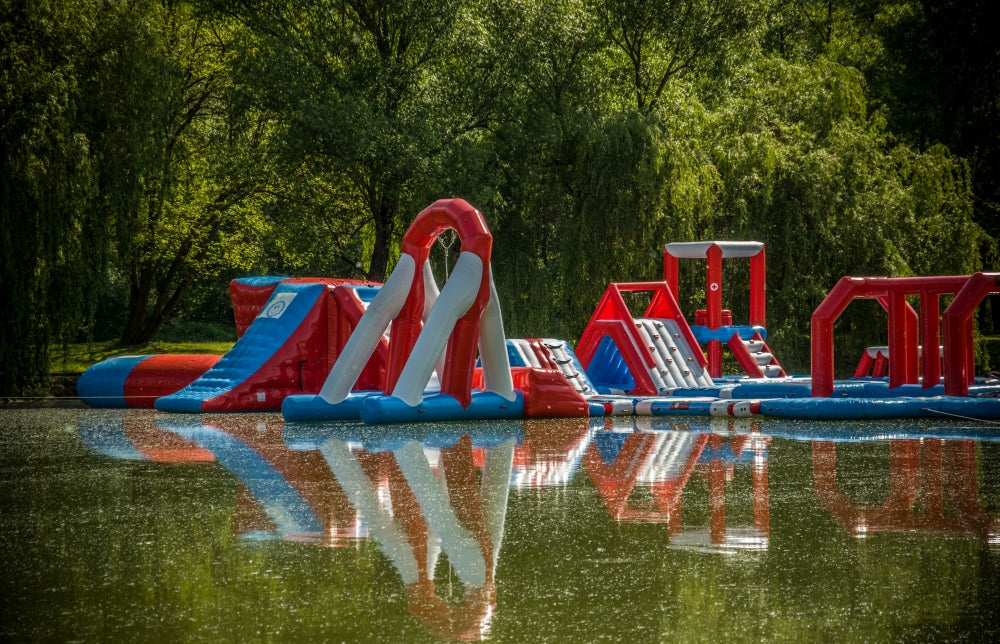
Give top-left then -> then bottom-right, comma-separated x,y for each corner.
123,354 -> 222,408
510,367 -> 589,418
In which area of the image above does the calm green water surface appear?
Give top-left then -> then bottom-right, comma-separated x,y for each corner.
2,408 -> 999,642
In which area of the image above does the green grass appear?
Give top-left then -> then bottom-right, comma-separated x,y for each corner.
51,340 -> 234,373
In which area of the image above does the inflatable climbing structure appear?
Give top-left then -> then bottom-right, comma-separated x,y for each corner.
78,198 -> 1000,422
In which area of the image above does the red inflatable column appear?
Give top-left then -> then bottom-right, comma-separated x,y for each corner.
706,244 -> 724,378
749,247 -> 766,328
943,273 -> 1000,395
811,277 -> 865,397
920,290 -> 941,388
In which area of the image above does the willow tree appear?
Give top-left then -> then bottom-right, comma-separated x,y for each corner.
461,0 -> 607,337
590,0 -> 758,113
77,1 -> 268,346
469,0 -> 750,338
706,56 -> 985,369
0,1 -> 100,395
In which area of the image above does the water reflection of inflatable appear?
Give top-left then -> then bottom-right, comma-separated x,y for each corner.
814,438 -> 1000,542
76,410 -> 517,640
582,418 -> 771,553
76,411 -> 1000,636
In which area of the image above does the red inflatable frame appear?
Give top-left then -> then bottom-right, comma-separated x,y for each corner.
664,241 -> 779,378
387,198 -> 494,407
810,273 -> 1000,396
576,282 -> 706,396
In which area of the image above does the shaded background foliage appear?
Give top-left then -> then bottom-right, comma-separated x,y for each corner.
1,0 -> 995,394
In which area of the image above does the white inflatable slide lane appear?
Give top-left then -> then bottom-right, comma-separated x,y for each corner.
635,318 -> 714,390
318,254 -> 416,404
392,251 -> 483,406
478,266 -> 516,401
422,258 -> 441,315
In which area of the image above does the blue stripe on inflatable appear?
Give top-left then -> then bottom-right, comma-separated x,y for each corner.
664,386 -> 725,398
859,381 -> 943,397
156,282 -> 327,412
359,391 -> 525,425
756,396 -> 1000,420
77,355 -> 151,408
643,399 -> 719,416
690,325 -> 767,344
856,381 -> 1000,398
640,395 -> 1000,420
233,276 -> 287,287
350,285 -> 381,303
506,341 -> 528,368
588,402 -> 609,416
158,417 -> 323,537
666,380 -> 867,399
729,382 -> 810,398
281,392 -> 377,422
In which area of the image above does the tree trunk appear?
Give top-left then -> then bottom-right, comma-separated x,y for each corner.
120,263 -> 154,346
367,192 -> 397,282
118,273 -> 198,346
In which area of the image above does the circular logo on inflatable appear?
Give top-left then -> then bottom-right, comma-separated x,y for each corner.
265,300 -> 287,318
258,292 -> 297,319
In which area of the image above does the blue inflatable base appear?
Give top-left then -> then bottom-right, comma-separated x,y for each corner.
281,390 -> 525,424
756,396 -> 1000,420
154,393 -> 207,413
77,355 -> 150,408
360,391 -> 525,425
281,392 -> 378,422
638,396 -> 1000,420
659,379 -> 1000,404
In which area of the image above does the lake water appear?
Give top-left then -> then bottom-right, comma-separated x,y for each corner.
2,408 -> 999,642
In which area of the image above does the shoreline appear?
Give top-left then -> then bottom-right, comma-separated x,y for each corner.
0,372 -> 86,409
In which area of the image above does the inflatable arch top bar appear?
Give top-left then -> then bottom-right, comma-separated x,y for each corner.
664,241 -> 764,259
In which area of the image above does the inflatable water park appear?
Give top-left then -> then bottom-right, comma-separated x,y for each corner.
77,198 -> 1000,423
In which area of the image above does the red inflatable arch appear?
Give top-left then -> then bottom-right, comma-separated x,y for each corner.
386,199 -> 494,407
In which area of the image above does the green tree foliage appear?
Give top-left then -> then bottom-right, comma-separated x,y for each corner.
763,0 -> 999,254
218,0 -> 477,282
1,0 -> 97,395
1,0 -> 995,393
82,1 -> 268,346
590,0 -> 758,112
875,1 -> 1000,243
707,57 -> 984,368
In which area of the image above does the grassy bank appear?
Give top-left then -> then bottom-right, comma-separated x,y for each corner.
51,340 -> 234,374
